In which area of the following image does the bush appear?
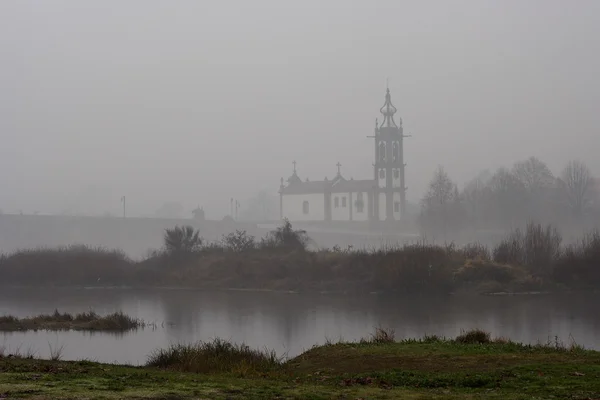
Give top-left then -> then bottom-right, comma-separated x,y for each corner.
146,338 -> 281,374
222,230 -> 256,252
370,243 -> 457,292
0,245 -> 133,286
368,326 -> 396,344
454,259 -> 520,284
493,222 -> 561,276
261,219 -> 311,251
164,225 -> 203,254
455,329 -> 491,344
553,229 -> 600,286
460,243 -> 490,261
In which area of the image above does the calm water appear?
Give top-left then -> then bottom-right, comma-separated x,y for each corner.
1,288 -> 599,365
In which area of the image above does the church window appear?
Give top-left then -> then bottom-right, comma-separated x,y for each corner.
393,142 -> 399,162
342,197 -> 347,207
379,142 -> 386,162
394,169 -> 400,179
394,201 -> 400,213
303,201 -> 309,214
356,192 -> 364,213
334,197 -> 339,208
379,169 -> 385,179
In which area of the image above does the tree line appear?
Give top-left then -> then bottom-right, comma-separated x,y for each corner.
419,157 -> 598,240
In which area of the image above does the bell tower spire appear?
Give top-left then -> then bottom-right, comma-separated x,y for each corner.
369,87 -> 409,222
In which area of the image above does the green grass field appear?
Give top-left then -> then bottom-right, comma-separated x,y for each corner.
1,330 -> 599,399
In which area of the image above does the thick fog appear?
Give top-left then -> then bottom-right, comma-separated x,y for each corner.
1,0 -> 599,219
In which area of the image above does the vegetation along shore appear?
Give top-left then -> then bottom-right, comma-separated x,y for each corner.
0,310 -> 143,332
1,220 -> 599,294
1,329 -> 599,399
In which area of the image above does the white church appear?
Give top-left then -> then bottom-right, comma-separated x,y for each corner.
279,88 -> 408,224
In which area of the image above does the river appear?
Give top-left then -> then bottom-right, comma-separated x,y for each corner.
1,288 -> 598,365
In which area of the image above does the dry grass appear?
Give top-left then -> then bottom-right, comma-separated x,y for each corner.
454,328 -> 492,344
362,326 -> 396,344
146,338 -> 282,375
0,310 -> 143,332
2,222 -> 600,293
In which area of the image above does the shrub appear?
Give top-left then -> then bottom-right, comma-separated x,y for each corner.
261,219 -> 311,251
146,338 -> 281,374
460,242 -> 490,261
222,230 -> 256,252
0,245 -> 133,286
368,326 -> 396,344
553,229 -> 600,285
455,329 -> 491,344
0,310 -> 141,332
164,225 -> 203,254
493,222 -> 561,276
454,259 -> 519,284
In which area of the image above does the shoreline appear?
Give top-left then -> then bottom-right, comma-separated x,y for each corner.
0,310 -> 143,332
1,284 -> 597,296
1,331 -> 599,399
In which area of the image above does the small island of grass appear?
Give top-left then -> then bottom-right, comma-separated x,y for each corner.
1,329 -> 599,399
0,310 -> 143,332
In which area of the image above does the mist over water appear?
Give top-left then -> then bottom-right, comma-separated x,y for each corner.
2,1 -> 600,373
1,288 -> 599,364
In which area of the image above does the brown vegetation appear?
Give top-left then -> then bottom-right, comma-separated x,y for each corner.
0,310 -> 142,332
0,220 -> 599,293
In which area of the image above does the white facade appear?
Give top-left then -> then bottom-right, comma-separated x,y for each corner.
281,193 -> 325,222
331,193 -> 349,221
352,191 -> 369,221
392,168 -> 402,188
279,88 -> 407,223
378,192 -> 386,221
393,192 -> 402,220
377,169 -> 386,188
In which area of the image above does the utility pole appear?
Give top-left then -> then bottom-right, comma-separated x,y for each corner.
230,197 -> 233,217
235,200 -> 240,220
121,196 -> 126,218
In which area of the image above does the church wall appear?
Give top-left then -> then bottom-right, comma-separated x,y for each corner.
392,169 -> 402,188
281,193 -> 325,222
353,191 -> 369,221
378,169 -> 386,188
378,192 -> 386,221
331,193 -> 350,221
393,192 -> 402,220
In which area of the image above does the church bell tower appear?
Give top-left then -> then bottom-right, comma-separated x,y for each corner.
371,88 -> 407,221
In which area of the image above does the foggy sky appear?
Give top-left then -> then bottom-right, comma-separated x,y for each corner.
1,0 -> 599,218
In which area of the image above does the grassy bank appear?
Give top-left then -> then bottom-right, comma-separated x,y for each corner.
1,329 -> 599,399
0,310 -> 143,332
1,221 -> 599,294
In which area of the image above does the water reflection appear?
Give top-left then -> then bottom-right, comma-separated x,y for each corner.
0,288 -> 598,364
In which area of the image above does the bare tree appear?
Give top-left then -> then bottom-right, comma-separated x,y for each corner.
488,168 -> 528,228
559,160 -> 595,217
462,175 -> 492,230
513,157 -> 554,193
512,157 -> 556,220
420,166 -> 461,239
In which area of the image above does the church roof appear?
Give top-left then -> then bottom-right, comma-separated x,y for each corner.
379,88 -> 400,128
280,180 -> 331,195
286,172 -> 303,186
280,178 -> 374,195
331,179 -> 375,193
